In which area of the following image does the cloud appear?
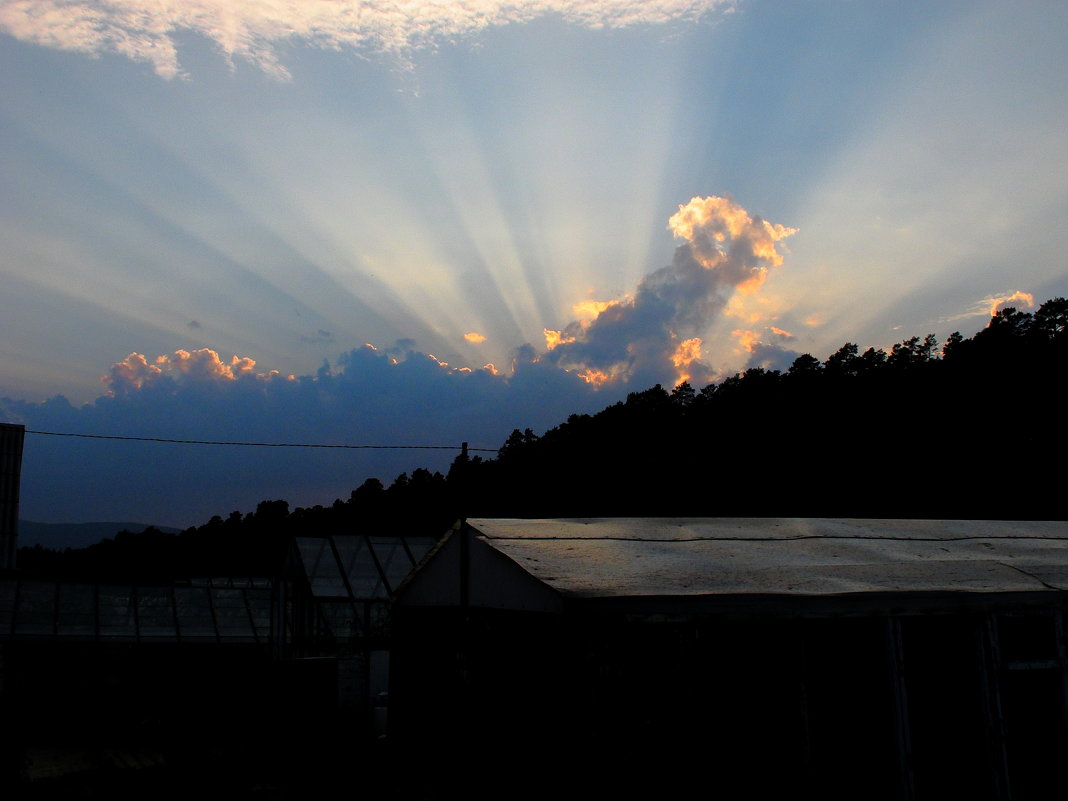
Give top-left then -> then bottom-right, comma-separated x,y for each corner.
945,290 -> 1035,323
0,0 -> 737,80
543,195 -> 796,387
103,352 -> 162,395
103,348 -> 289,395
670,337 -> 704,385
301,329 -> 335,344
732,325 -> 800,372
187,320 -> 201,329
988,291 -> 1035,316
5,341 -> 610,526
464,332 -> 487,344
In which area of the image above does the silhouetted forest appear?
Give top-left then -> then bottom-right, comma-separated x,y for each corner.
19,297 -> 1066,581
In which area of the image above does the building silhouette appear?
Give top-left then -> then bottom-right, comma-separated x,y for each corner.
392,518 -> 1068,800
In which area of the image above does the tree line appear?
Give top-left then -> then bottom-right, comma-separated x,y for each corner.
18,297 -> 1067,582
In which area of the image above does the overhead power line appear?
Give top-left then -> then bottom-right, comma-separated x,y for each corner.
25,430 -> 499,452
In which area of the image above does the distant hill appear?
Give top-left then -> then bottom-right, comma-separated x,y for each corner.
17,520 -> 182,551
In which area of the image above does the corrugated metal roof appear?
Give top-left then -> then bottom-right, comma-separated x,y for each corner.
467,518 -> 1068,597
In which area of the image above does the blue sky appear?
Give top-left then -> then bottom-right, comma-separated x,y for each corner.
2,1 -> 1066,526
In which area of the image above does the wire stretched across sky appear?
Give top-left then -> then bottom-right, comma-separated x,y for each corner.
25,430 -> 500,453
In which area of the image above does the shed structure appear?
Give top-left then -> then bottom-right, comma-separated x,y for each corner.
392,518 -> 1068,801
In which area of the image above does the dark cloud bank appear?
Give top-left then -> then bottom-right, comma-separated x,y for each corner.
1,345 -> 615,527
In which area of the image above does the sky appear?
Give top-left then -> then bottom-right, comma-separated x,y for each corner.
2,0 -> 1067,527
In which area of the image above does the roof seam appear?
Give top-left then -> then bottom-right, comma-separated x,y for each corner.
997,562 -> 1064,592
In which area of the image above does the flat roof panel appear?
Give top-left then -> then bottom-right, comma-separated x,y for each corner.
467,519 -> 1068,597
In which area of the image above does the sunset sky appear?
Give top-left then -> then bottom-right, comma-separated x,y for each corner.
2,0 -> 1066,526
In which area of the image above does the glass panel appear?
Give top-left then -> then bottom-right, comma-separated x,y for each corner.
138,586 -> 177,639
212,588 -> 254,640
14,580 -> 55,636
175,586 -> 217,640
246,588 -> 273,641
297,538 -> 347,597
406,537 -> 438,563
342,538 -> 385,599
56,583 -> 96,637
371,540 -> 415,592
98,585 -> 137,638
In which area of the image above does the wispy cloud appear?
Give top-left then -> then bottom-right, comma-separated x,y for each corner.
0,0 -> 736,79
301,329 -> 335,345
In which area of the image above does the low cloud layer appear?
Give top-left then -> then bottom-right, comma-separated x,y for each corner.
0,0 -> 736,79
3,342 -> 611,526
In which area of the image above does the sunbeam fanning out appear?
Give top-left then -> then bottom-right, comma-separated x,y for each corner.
2,0 -> 1068,525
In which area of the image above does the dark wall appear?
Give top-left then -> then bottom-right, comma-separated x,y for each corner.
391,603 -> 1068,800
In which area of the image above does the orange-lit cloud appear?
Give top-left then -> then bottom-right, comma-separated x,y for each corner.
464,332 -> 487,343
945,290 -> 1036,323
0,1 -> 737,80
572,299 -> 620,321
989,290 -> 1035,315
667,197 -> 797,298
577,368 -> 612,386
732,329 -> 761,354
544,329 -> 577,350
731,325 -> 800,371
152,349 -> 260,382
669,197 -> 797,266
671,337 -> 702,366
543,195 -> 796,389
104,348 -> 298,395
671,337 -> 703,384
103,342 -> 513,398
106,353 -> 163,393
